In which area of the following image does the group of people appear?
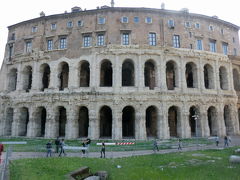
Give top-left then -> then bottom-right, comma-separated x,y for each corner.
46,137 -> 66,157
215,136 -> 232,147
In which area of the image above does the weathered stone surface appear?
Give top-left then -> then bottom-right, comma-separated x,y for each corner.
229,155 -> 240,163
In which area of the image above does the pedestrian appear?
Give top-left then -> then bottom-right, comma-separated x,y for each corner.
82,140 -> 86,155
178,138 -> 182,150
224,136 -> 229,147
46,141 -> 52,157
59,139 -> 67,157
100,142 -> 105,158
55,137 -> 60,153
0,142 -> 4,164
153,139 -> 159,152
85,138 -> 91,155
215,136 -> 219,147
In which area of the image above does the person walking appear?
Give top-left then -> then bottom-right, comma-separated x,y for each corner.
0,142 -> 4,164
100,142 -> 105,158
215,136 -> 219,147
55,137 -> 60,153
153,139 -> 159,152
59,139 -> 67,157
46,141 -> 52,157
178,138 -> 182,150
82,140 -> 86,156
224,136 -> 229,147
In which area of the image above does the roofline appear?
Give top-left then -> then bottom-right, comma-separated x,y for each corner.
8,7 -> 240,30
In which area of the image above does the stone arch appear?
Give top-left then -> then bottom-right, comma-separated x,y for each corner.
207,106 -> 218,136
185,62 -> 198,88
79,61 -> 90,87
233,68 -> 240,91
40,63 -> 50,91
204,64 -> 214,89
57,106 -> 67,137
168,106 -> 179,137
189,106 -> 199,137
78,106 -> 89,137
122,106 -> 135,138
8,68 -> 17,91
33,107 -> 47,137
99,106 -> 112,138
224,105 -> 233,135
100,60 -> 112,87
58,62 -> 69,90
122,59 -> 135,86
166,60 -> 178,90
5,107 -> 13,136
219,66 -> 228,90
146,106 -> 158,138
144,60 -> 156,90
18,107 -> 29,136
22,65 -> 32,92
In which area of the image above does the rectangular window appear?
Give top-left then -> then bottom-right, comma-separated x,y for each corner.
149,32 -> 156,46
134,16 -> 139,23
145,17 -> 152,24
209,25 -> 214,31
97,34 -> 105,46
78,20 -> 83,27
51,23 -> 56,30
98,17 -> 105,24
59,37 -> 67,49
26,41 -> 32,53
185,22 -> 191,28
168,19 -> 175,28
67,21 -> 73,28
209,40 -> 216,52
121,17 -> 128,23
233,37 -> 235,43
234,48 -> 237,56
47,39 -> 53,50
196,39 -> 203,50
195,23 -> 200,29
173,35 -> 180,48
221,29 -> 224,35
122,33 -> 129,45
8,44 -> 13,59
222,42 -> 228,55
32,26 -> 37,33
83,35 -> 92,47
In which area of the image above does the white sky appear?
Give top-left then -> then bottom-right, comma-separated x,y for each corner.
0,0 -> 239,66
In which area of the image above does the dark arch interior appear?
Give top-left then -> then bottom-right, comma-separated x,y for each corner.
79,106 -> 89,137
80,62 -> 90,87
100,106 -> 112,137
100,61 -> 112,87
146,106 -> 158,137
122,106 -> 135,138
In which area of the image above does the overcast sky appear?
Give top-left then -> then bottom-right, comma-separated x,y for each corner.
0,0 -> 239,66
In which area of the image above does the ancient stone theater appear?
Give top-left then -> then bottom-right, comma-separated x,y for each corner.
0,4 -> 240,140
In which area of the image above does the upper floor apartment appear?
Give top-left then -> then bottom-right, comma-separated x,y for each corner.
4,7 -> 240,62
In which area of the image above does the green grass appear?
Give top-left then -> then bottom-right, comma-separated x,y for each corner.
9,147 -> 240,180
0,137 -> 213,152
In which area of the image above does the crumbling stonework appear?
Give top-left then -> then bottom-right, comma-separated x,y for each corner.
0,7 -> 240,139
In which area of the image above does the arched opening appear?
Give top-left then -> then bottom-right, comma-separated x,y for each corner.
166,61 -> 177,90
185,62 -> 197,88
219,66 -> 228,90
58,106 -> 66,137
22,66 -> 32,92
204,64 -> 214,89
100,106 -> 112,138
78,106 -> 89,137
79,61 -> 90,87
5,108 -> 13,136
19,107 -> 29,136
189,106 -> 198,137
146,106 -> 158,138
168,106 -> 178,137
233,69 -> 240,91
100,60 -> 112,87
8,68 -> 17,91
122,60 -> 135,86
34,107 -> 47,137
40,64 -> 50,91
122,106 -> 135,138
207,106 -> 218,136
144,60 -> 156,90
59,62 -> 69,90
224,105 -> 233,135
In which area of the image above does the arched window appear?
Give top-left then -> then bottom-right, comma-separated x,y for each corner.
166,61 -> 177,90
40,63 -> 50,91
204,64 -> 214,89
33,107 -> 47,137
168,106 -> 179,137
144,60 -> 156,90
59,62 -> 69,90
100,106 -> 112,138
8,68 -> 17,91
224,105 -> 233,135
58,106 -> 67,137
22,66 -> 32,92
185,62 -> 197,88
207,106 -> 217,136
19,107 -> 29,136
79,61 -> 90,87
219,66 -> 228,90
78,106 -> 89,137
100,60 -> 112,87
122,60 -> 134,86
122,106 -> 135,138
189,106 -> 200,137
146,106 -> 158,138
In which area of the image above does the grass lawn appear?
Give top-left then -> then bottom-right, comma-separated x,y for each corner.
9,147 -> 240,180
